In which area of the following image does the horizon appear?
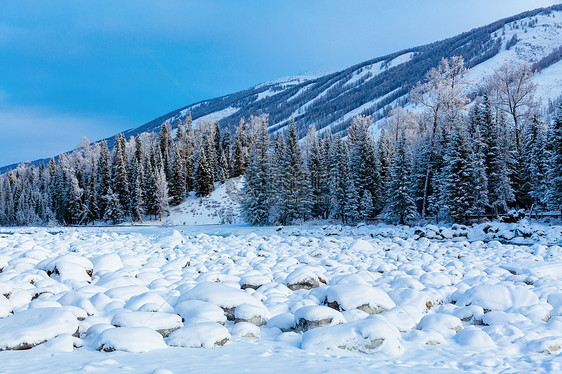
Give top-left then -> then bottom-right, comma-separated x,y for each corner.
0,0 -> 558,166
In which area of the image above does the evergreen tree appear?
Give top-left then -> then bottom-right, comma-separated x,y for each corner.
280,120 -> 310,224
170,146 -> 186,206
111,134 -> 129,217
154,165 -> 169,221
443,123 -> 474,223
241,118 -> 271,225
386,131 -> 417,225
548,103 -> 562,215
194,136 -> 215,197
103,186 -> 123,224
471,126 -> 489,216
348,116 -> 382,215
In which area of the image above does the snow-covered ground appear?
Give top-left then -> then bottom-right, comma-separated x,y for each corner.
0,221 -> 561,373
163,177 -> 243,226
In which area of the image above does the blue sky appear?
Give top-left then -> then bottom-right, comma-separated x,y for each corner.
0,0 -> 558,166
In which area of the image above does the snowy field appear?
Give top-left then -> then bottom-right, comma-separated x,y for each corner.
1,221 -> 562,373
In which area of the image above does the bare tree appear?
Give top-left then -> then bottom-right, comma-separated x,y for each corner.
489,62 -> 537,151
410,56 -> 470,217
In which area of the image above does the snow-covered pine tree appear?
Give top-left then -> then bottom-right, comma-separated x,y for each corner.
347,115 -> 382,216
360,190 -> 374,222
241,117 -> 271,225
443,123 -> 475,223
268,132 -> 286,224
158,122 -> 174,184
111,134 -> 129,218
231,118 -> 247,178
129,158 -> 145,222
377,129 -> 393,207
144,147 -> 158,219
68,170 -> 84,224
306,127 -> 329,219
170,146 -> 186,206
470,125 -> 489,216
154,165 -> 169,221
487,112 -> 514,215
103,186 -> 123,224
280,119 -> 311,224
328,137 -> 351,223
194,136 -> 215,197
548,103 -> 562,215
386,131 -> 417,225
97,140 -> 111,217
525,115 -> 549,209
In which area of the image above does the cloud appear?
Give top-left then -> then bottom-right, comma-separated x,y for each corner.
0,104 -> 132,167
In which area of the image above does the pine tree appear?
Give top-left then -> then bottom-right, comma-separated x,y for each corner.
280,120 -> 310,224
386,131 -> 417,225
487,113 -> 514,214
111,134 -> 129,217
154,165 -> 169,221
194,136 -> 215,197
97,140 -> 111,217
443,123 -> 474,223
525,115 -> 549,208
548,103 -> 562,215
348,116 -> 382,215
103,186 -> 123,224
306,127 -> 329,219
170,146 -> 186,206
241,118 -> 271,225
471,126 -> 489,216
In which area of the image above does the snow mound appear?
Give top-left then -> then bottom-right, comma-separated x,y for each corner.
96,327 -> 167,353
455,284 -> 539,311
0,308 -> 78,350
111,312 -> 183,337
454,327 -> 496,348
326,284 -> 395,314
175,300 -> 227,324
301,315 -> 401,355
168,323 -> 230,348
177,282 -> 264,320
294,305 -> 345,332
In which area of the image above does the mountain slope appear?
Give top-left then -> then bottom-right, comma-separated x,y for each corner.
2,4 -> 562,172
132,4 -> 562,138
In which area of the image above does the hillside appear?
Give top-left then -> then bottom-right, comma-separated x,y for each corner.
122,4 -> 562,138
2,4 -> 562,172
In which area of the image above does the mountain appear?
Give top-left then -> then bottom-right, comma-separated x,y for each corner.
2,4 -> 562,172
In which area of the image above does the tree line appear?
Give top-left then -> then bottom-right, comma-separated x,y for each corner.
241,58 -> 562,225
0,114 -> 257,226
1,57 -> 561,226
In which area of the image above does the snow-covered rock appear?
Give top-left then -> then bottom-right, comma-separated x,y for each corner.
294,305 -> 345,332
326,284 -> 395,314
301,315 -> 401,355
168,323 -> 230,348
0,308 -> 78,350
96,327 -> 167,352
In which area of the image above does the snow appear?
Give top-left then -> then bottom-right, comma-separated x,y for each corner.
164,177 -> 243,226
168,322 -> 230,348
0,308 -> 78,350
95,327 -> 167,353
0,222 -> 562,371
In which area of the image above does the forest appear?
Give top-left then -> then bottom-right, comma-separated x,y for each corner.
0,57 -> 561,226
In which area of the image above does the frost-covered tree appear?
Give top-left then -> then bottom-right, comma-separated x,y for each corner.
443,123 -> 474,223
386,131 -> 417,225
548,103 -> 562,215
241,117 -> 271,225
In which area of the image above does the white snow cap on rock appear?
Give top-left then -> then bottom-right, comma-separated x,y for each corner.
96,327 -> 167,352
0,308 -> 78,350
168,322 -> 230,348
